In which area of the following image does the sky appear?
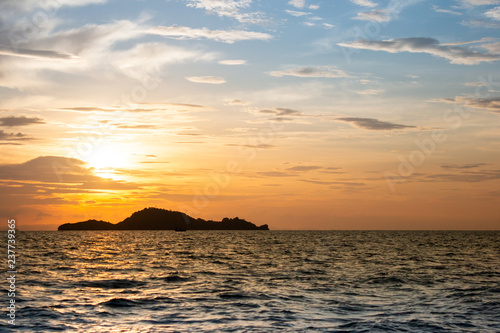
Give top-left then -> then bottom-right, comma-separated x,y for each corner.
1,0 -> 500,230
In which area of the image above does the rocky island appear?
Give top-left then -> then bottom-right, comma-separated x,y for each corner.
58,207 -> 269,231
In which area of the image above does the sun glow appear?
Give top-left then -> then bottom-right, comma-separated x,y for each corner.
84,143 -> 132,179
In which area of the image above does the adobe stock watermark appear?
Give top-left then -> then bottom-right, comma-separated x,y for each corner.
51,66 -> 163,182
6,219 -> 17,325
178,121 -> 285,220
384,73 -> 500,192
339,0 -> 406,64
7,1 -> 61,52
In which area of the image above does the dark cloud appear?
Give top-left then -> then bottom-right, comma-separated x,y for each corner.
424,169 -> 500,183
0,116 -> 45,127
269,66 -> 349,78
259,108 -> 303,116
0,130 -> 32,142
440,97 -> 500,112
256,171 -> 294,177
441,163 -> 489,170
337,117 -> 416,130
286,165 -> 322,171
300,179 -> 366,186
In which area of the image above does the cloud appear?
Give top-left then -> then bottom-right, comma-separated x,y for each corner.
0,20 -> 146,88
0,156 -> 96,183
253,107 -> 310,123
226,143 -> 275,149
285,10 -> 310,16
186,76 -> 226,84
256,171 -> 294,177
184,0 -> 266,24
269,66 -> 349,78
0,48 -> 77,60
55,103 -> 213,113
431,5 -> 462,15
289,0 -> 306,9
423,169 -> 500,183
218,59 -> 247,65
0,130 -> 32,142
350,0 -> 377,7
438,96 -> 500,112
441,163 -> 489,170
0,116 -> 45,126
1,0 -> 107,12
0,156 -> 143,212
462,19 -> 500,28
286,165 -> 322,171
459,0 -> 500,6
357,89 -> 384,95
148,26 -> 272,44
486,7 -> 500,20
259,108 -> 303,116
115,124 -> 158,129
465,81 -> 486,86
354,10 -> 391,22
337,117 -> 416,130
338,37 -> 500,65
225,99 -> 250,105
301,179 -> 366,186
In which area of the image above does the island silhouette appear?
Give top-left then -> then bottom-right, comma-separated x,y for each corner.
58,207 -> 269,231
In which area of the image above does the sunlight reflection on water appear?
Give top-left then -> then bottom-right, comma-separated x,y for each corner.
4,230 -> 500,332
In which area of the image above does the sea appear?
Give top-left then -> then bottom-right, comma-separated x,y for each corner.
2,230 -> 499,332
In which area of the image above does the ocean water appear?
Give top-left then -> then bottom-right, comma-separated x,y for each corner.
2,230 -> 499,332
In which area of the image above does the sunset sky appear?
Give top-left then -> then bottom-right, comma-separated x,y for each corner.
1,0 -> 500,230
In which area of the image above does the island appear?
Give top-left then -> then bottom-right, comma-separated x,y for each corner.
58,207 -> 269,231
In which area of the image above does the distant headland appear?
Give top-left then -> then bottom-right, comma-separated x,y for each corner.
58,207 -> 269,231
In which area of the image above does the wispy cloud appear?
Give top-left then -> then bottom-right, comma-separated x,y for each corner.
423,169 -> 500,183
0,48 -> 77,60
462,19 -> 500,28
218,59 -> 247,65
2,0 -> 107,12
184,0 -> 266,24
337,117 -> 416,130
357,89 -> 384,95
0,156 -> 141,189
458,0 -> 500,6
354,9 -> 391,22
186,76 -> 227,84
269,66 -> 349,78
338,37 -> 500,65
148,26 -> 272,44
285,9 -> 310,17
431,5 -> 462,15
350,0 -> 377,8
55,103 -> 212,113
438,96 -> 500,112
442,163 -> 489,170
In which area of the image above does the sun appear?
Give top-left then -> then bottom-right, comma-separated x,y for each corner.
84,143 -> 132,179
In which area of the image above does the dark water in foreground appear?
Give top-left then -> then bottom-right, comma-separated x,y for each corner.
2,231 -> 499,332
